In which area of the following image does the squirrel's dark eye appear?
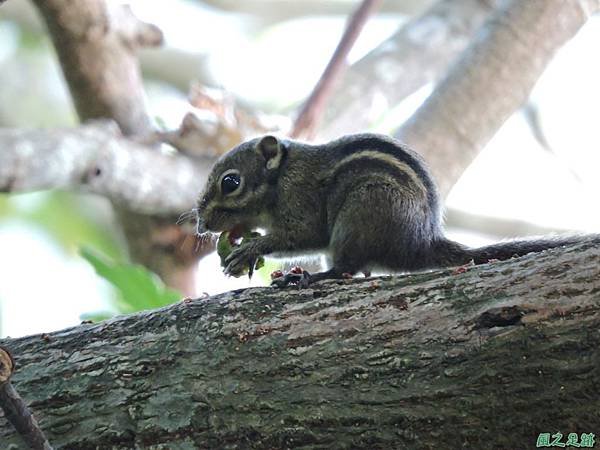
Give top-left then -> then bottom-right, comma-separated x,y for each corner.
221,173 -> 241,195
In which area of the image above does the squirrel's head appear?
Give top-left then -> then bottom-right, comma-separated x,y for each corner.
196,135 -> 286,234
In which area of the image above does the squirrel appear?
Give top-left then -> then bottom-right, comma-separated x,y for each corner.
196,133 -> 588,286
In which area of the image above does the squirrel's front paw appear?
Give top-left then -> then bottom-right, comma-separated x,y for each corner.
223,244 -> 260,278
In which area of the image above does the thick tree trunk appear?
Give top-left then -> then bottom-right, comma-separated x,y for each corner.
1,239 -> 599,449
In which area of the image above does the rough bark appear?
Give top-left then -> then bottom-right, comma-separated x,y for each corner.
1,238 -> 599,449
395,0 -> 600,196
0,348 -> 53,450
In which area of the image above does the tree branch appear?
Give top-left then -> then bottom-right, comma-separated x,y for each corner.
291,0 -> 383,140
1,238 -> 599,448
0,1 -> 216,92
201,0 -> 434,21
2,121 -> 569,240
316,0 -> 499,140
30,0 -> 204,294
0,122 -> 207,215
160,84 -> 290,158
395,0 -> 600,196
31,0 -> 161,136
0,347 -> 52,450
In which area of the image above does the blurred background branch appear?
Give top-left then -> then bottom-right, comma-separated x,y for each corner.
316,0 -> 500,140
0,121 -> 204,214
395,0 -> 600,196
202,0 -> 434,18
291,0 -> 383,139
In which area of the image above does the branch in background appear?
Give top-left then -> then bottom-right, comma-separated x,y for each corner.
395,0 -> 600,196
0,87 -> 288,211
317,0 -> 499,141
31,0 -> 162,136
0,1 -> 217,92
2,0 -> 493,128
25,0 -> 294,294
30,0 -> 202,294
28,0 -> 285,294
0,347 -> 53,450
113,5 -> 163,49
152,84 -> 290,158
445,208 -> 576,240
1,122 -> 571,243
3,0 -> 491,138
188,84 -> 290,141
202,0 -> 433,21
0,122 -> 206,215
291,0 -> 383,140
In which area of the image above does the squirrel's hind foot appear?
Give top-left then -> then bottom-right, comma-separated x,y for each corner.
271,268 -> 350,289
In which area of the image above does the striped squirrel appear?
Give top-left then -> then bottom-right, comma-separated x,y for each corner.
196,133 -> 587,286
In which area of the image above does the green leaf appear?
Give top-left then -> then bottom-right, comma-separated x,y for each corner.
30,192 -> 123,260
80,247 -> 182,314
217,230 -> 265,277
1,191 -> 124,261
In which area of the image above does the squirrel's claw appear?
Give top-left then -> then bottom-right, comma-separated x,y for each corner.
271,271 -> 311,289
224,245 -> 257,278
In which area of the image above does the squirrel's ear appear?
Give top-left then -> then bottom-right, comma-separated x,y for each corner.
256,135 -> 283,171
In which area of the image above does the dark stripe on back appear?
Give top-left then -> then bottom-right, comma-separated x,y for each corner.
330,156 -> 417,191
328,134 -> 440,217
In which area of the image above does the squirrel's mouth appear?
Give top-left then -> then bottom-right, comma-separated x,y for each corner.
223,224 -> 248,244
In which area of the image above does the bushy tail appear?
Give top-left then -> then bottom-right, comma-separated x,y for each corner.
431,235 -> 596,267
